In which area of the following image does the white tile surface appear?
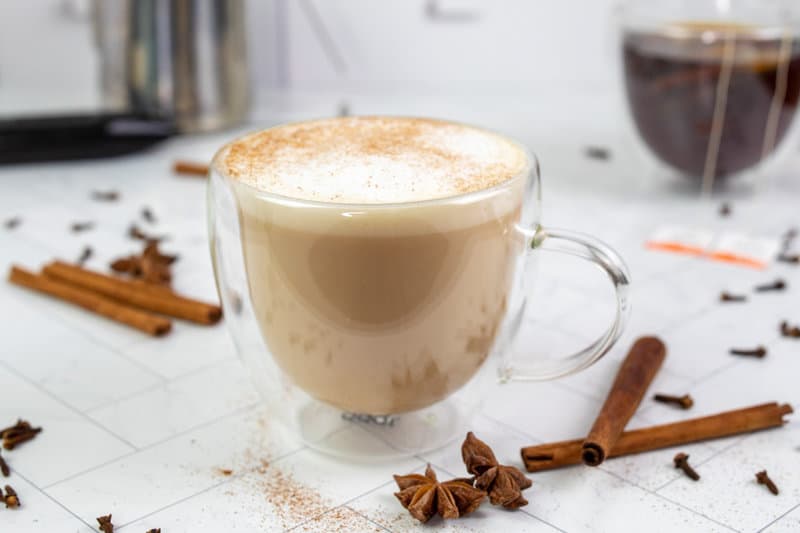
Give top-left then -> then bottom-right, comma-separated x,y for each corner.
0,295 -> 161,412
46,404 -> 304,526
120,428 -> 421,532
763,504 -> 800,532
86,360 -> 260,449
527,466 -> 733,532
657,423 -> 800,532
483,380 -> 601,443
0,474 -> 94,533
0,365 -> 133,487
290,506 -> 389,532
121,322 -> 236,380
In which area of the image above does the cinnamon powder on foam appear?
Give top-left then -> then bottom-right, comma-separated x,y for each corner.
219,116 -> 528,204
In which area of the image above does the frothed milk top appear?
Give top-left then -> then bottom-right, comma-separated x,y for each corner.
218,117 -> 529,204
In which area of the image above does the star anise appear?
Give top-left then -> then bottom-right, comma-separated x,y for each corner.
393,464 -> 485,523
461,432 -> 532,509
110,241 -> 178,286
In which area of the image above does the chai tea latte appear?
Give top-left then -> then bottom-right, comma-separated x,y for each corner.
216,117 -> 530,414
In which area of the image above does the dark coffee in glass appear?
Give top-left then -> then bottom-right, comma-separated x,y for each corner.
623,24 -> 800,181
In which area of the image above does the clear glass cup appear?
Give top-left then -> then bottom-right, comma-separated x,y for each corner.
208,119 -> 631,459
616,0 -> 800,194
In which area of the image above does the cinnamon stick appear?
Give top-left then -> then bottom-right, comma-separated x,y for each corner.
522,402 -> 793,472
173,160 -> 209,177
8,266 -> 171,336
582,336 -> 666,466
42,261 -> 221,325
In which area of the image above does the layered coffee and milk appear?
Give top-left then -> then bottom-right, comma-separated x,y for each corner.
217,117 -> 529,414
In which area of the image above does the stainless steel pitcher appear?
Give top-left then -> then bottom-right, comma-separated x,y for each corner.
93,0 -> 249,133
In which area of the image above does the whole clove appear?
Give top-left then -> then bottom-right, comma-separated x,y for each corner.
146,530 -> 161,533
782,227 -> 797,248
0,453 -> 9,476
674,452 -> 700,481
70,221 -> 95,233
97,514 -> 114,533
141,206 -> 156,224
585,146 -> 611,161
4,217 -> 21,230
654,393 -> 694,409
719,203 -> 732,217
128,223 -> 147,241
720,292 -> 746,303
91,190 -> 119,202
755,279 -> 786,292
756,470 -> 779,495
777,254 -> 799,264
729,346 -> 767,358
4,485 -> 19,508
77,246 -> 93,266
128,223 -> 163,243
780,321 -> 800,338
3,430 -> 40,450
1,419 -> 43,450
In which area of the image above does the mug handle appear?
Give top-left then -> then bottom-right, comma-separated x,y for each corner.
501,224 -> 632,381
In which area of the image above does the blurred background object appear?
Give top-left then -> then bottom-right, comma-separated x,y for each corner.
618,0 -> 800,193
0,0 -> 613,113
0,0 -> 248,163
1,0 -> 799,191
93,0 -> 249,133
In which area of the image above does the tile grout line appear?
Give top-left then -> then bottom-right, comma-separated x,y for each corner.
652,431 -> 751,493
600,467 -> 742,533
343,506 -> 395,533
81,354 -> 240,415
6,289 -> 168,385
478,411 -> 547,445
113,444 -> 310,530
285,479 -> 400,532
81,380 -> 169,416
518,509 -> 570,533
9,468 -> 96,531
550,376 -> 608,403
757,501 -> 800,532
43,402 -> 263,490
682,330 -> 785,385
0,360 -> 140,451
285,504 -> 394,533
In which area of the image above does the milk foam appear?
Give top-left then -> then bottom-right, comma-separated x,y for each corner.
217,117 -> 529,204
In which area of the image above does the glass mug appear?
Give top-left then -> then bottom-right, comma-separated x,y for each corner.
208,118 -> 631,458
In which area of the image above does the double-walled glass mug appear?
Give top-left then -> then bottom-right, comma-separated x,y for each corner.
208,117 -> 631,459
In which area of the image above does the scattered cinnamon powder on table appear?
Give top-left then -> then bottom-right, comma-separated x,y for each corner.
251,464 -> 331,527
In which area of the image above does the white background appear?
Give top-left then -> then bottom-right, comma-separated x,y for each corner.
0,0 -> 618,113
